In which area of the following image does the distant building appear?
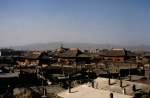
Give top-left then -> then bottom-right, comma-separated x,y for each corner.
16,51 -> 41,67
89,48 -> 100,53
57,47 -> 91,65
126,51 -> 137,62
38,51 -> 51,67
143,64 -> 150,80
112,48 -> 125,51
135,52 -> 150,64
0,48 -> 14,56
99,48 -> 127,62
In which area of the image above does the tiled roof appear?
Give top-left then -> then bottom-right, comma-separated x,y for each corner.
22,51 -> 41,59
59,50 -> 78,58
77,54 -> 90,58
58,49 -> 90,58
100,50 -> 126,57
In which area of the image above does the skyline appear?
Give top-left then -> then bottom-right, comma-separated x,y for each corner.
0,0 -> 150,47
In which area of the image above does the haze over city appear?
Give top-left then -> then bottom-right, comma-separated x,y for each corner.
1,1 -> 150,98
0,0 -> 150,47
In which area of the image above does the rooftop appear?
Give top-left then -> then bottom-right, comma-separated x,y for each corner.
99,49 -> 126,57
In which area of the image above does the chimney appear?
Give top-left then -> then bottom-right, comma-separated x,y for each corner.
110,93 -> 113,98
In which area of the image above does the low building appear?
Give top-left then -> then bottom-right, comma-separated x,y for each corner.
57,48 -> 91,65
38,51 -> 51,67
99,48 -> 127,63
16,51 -> 41,67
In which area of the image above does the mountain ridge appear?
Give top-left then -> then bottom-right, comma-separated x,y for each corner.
1,42 -> 150,51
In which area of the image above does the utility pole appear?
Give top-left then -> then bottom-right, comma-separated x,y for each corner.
104,61 -> 111,85
41,69 -> 47,98
68,74 -> 71,93
119,70 -> 123,87
129,63 -> 131,81
108,71 -> 111,85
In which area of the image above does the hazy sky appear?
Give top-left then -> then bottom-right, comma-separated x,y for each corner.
0,0 -> 150,47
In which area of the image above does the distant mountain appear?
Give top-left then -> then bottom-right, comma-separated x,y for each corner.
10,42 -> 61,50
4,42 -> 150,51
9,42 -> 113,50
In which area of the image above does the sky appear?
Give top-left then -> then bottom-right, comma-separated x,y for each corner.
0,0 -> 150,47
